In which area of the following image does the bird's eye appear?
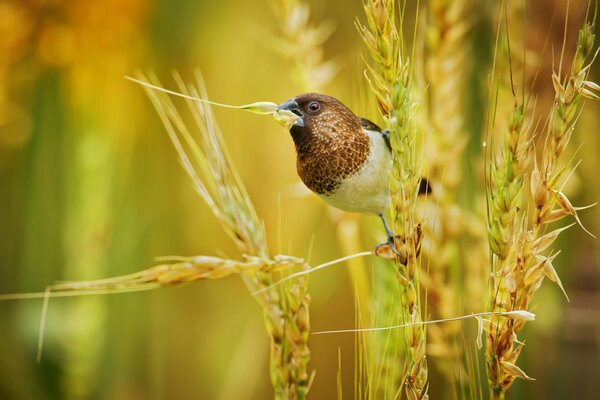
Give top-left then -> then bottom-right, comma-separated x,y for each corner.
308,101 -> 321,113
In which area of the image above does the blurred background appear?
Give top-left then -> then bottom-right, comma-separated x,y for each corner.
0,0 -> 599,399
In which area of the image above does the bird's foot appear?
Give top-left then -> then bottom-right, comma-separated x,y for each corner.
374,235 -> 407,265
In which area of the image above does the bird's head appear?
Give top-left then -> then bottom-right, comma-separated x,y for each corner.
277,93 -> 362,148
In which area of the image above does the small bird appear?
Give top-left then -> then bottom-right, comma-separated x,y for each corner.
277,93 -> 428,253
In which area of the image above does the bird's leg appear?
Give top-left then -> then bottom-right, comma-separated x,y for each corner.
380,213 -> 394,241
376,213 -> 403,258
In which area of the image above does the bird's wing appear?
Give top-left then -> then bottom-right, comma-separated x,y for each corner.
360,117 -> 431,195
360,118 -> 391,151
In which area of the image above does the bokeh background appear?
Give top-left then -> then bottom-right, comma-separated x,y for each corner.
1,0 -> 599,399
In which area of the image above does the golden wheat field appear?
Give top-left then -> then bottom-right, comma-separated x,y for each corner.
1,0 -> 600,399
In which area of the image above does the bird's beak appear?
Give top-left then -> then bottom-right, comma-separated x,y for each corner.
277,99 -> 304,128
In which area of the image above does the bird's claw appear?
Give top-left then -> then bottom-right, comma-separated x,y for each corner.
374,235 -> 407,264
386,235 -> 402,256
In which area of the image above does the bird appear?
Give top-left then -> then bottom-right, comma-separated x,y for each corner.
277,93 -> 429,255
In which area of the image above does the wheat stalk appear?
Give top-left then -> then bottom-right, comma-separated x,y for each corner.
485,14 -> 598,399
417,0 -> 485,389
359,1 -> 429,398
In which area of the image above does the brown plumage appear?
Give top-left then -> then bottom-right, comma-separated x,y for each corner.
286,93 -> 370,194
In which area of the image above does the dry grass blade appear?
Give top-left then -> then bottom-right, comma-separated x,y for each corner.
126,75 -> 299,128
313,310 -> 535,335
252,251 -> 372,295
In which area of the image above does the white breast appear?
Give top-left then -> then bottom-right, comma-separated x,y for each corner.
319,130 -> 391,215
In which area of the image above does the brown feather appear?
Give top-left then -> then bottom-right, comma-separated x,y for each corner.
290,94 -> 370,194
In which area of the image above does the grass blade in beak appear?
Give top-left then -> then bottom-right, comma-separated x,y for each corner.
126,75 -> 297,127
273,109 -> 300,128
